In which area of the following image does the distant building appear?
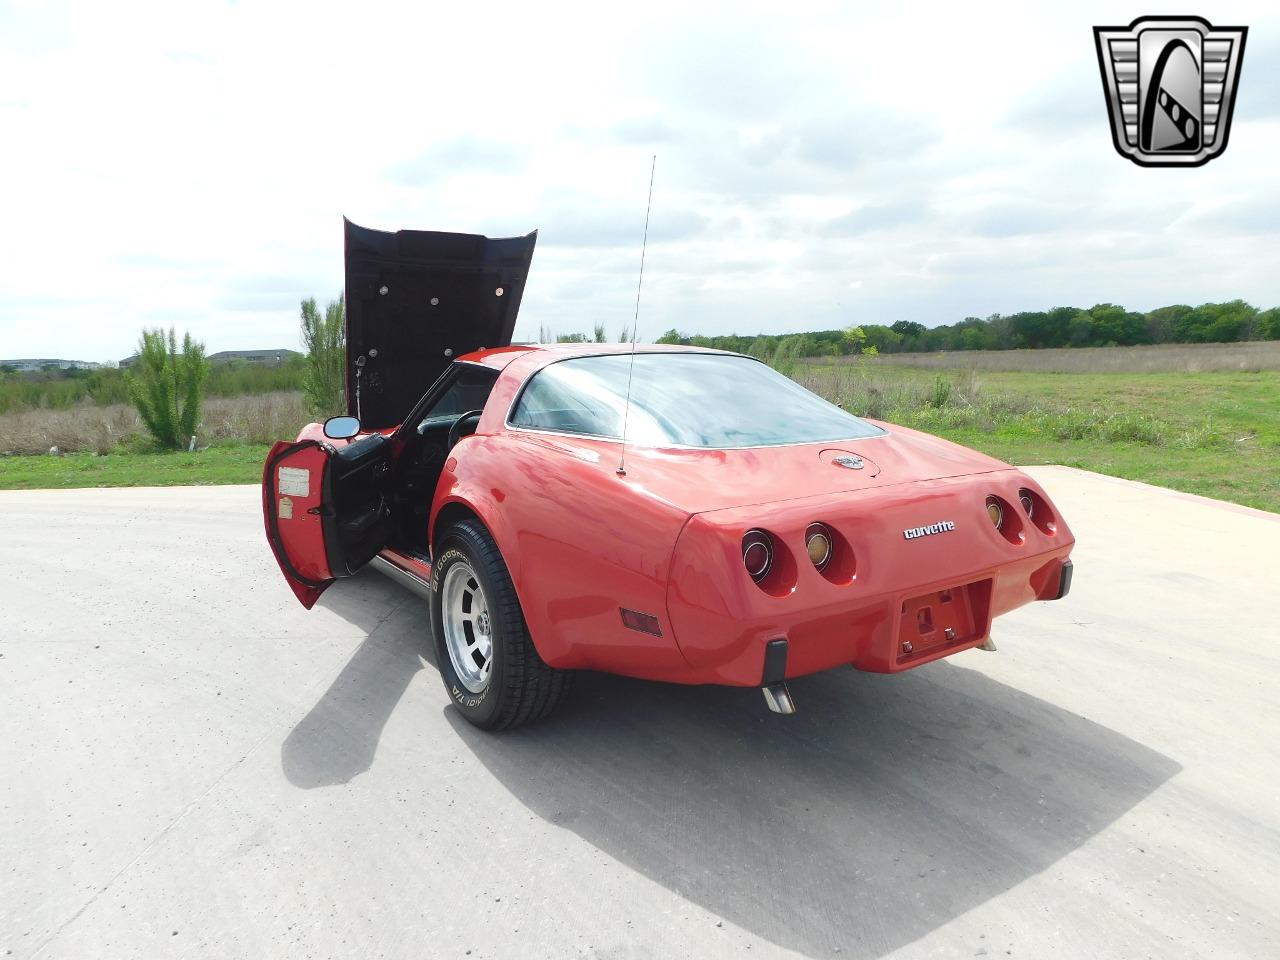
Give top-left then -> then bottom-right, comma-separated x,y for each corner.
207,349 -> 301,367
0,358 -> 101,372
117,348 -> 300,368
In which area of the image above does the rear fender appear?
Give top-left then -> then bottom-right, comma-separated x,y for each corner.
430,486 -> 522,584
428,444 -> 530,624
429,433 -> 691,677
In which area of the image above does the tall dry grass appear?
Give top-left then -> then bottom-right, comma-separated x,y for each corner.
199,392 -> 310,445
829,340 -> 1280,374
0,391 -> 309,455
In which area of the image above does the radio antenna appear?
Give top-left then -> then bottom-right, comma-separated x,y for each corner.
617,154 -> 656,477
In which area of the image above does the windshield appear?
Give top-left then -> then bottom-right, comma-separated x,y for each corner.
508,353 -> 886,448
416,365 -> 498,430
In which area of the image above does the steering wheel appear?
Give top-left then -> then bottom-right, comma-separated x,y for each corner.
447,410 -> 485,451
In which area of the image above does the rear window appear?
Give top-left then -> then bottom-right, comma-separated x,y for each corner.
508,353 -> 885,448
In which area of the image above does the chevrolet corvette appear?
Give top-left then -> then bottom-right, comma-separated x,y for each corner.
263,221 -> 1075,729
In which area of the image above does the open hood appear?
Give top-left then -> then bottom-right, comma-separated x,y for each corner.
343,219 -> 537,429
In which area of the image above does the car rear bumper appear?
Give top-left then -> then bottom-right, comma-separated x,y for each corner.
664,471 -> 1075,686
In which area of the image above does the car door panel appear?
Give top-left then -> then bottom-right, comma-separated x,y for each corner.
263,436 -> 396,608
263,440 -> 335,608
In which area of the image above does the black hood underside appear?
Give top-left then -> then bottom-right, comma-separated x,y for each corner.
344,219 -> 537,429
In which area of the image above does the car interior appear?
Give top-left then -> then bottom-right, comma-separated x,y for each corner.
325,433 -> 397,575
391,364 -> 500,555
321,362 -> 501,574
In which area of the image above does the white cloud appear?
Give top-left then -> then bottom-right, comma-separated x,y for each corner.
1,0 -> 1278,362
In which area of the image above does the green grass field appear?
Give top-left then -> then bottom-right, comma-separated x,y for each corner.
1,362 -> 1277,515
795,364 -> 1280,513
0,444 -> 271,490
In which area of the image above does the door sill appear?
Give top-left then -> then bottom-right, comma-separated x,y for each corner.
371,553 -> 433,600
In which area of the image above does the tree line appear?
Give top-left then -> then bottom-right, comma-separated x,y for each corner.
9,295 -> 1276,449
653,299 -> 1280,357
0,352 -> 308,413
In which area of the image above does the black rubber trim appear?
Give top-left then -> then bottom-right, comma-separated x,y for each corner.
1055,559 -> 1074,600
762,638 -> 789,686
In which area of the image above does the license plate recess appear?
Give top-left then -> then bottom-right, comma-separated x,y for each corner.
897,579 -> 992,664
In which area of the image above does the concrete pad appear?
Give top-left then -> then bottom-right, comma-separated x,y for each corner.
0,470 -> 1276,959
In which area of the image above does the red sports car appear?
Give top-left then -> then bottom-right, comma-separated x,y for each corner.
263,221 -> 1075,729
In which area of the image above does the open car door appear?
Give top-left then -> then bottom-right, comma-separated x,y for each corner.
262,435 -> 396,608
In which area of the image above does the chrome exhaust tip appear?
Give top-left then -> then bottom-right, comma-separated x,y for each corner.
762,682 -> 796,715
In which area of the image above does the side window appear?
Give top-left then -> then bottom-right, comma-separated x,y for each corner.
417,366 -> 498,429
509,363 -> 625,438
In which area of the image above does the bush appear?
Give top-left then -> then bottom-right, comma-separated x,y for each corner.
927,375 -> 952,408
300,296 -> 346,418
124,328 -> 209,450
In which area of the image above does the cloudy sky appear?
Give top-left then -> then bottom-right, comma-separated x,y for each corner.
1,0 -> 1278,362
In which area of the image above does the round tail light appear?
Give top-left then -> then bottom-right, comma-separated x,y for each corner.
986,496 -> 1004,529
805,522 -> 833,571
742,529 -> 774,583
1018,487 -> 1057,535
1018,489 -> 1035,518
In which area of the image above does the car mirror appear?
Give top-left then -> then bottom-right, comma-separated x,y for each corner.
323,415 -> 362,440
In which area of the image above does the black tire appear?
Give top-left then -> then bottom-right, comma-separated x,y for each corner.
430,518 -> 573,730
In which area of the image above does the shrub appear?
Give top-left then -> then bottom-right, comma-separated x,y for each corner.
123,328 -> 209,450
301,296 -> 346,418
927,375 -> 953,408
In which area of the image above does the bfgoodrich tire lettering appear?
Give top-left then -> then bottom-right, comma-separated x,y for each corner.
430,519 -> 573,730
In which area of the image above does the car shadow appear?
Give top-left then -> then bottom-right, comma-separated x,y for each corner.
282,574 -> 1179,958
447,664 -> 1180,960
280,571 -> 433,789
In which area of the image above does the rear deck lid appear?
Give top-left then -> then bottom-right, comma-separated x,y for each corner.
344,219 -> 537,429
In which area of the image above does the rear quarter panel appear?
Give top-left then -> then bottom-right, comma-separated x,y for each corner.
430,430 -> 692,678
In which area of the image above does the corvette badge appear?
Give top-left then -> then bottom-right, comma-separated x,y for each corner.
903,521 -> 957,540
